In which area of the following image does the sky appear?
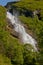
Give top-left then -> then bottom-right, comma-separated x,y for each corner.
0,0 -> 17,6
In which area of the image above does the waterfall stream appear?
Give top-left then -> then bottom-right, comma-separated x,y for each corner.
7,12 -> 38,51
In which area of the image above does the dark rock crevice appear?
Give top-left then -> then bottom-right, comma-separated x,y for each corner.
5,1 -> 42,20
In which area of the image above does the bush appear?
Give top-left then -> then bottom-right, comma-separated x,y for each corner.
0,54 -> 12,65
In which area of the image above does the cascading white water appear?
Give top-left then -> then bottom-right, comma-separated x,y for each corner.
7,12 -> 37,51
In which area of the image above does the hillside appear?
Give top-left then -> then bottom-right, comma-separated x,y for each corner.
0,0 -> 43,65
12,0 -> 43,60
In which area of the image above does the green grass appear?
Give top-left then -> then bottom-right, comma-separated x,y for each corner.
13,0 -> 43,10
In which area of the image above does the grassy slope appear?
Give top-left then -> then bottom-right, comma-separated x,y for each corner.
12,0 -> 43,18
12,0 -> 43,47
0,5 -> 40,65
12,0 -> 43,64
0,6 -> 24,65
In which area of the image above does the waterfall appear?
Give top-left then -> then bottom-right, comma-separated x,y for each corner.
7,12 -> 38,52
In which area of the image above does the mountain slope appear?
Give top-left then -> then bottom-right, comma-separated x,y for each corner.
0,0 -> 43,65
11,0 -> 43,55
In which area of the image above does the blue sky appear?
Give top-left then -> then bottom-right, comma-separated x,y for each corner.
0,0 -> 17,6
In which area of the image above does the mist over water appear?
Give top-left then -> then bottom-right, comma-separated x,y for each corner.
7,12 -> 37,51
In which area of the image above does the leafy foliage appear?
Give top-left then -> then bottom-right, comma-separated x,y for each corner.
0,54 -> 12,65
23,44 -> 40,65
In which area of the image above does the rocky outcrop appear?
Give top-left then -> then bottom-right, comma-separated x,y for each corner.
5,1 -> 41,20
5,1 -> 34,17
7,18 -> 19,39
33,9 -> 41,20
